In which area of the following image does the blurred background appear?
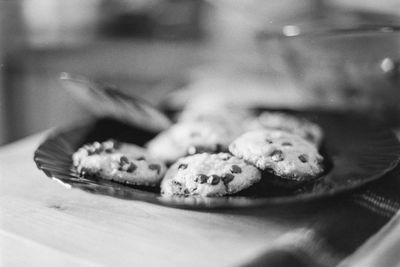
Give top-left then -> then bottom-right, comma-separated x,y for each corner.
1,0 -> 400,145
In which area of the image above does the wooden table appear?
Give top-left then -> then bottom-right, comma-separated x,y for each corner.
1,133 -> 400,267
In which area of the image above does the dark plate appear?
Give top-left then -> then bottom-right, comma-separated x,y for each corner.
34,114 -> 400,209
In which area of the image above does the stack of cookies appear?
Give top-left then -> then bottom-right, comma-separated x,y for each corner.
72,108 -> 325,198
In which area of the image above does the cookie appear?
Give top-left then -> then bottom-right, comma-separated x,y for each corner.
73,139 -> 166,186
229,130 -> 324,181
160,153 -> 261,197
146,121 -> 241,163
245,112 -> 323,146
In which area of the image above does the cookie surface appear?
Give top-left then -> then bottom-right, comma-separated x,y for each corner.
146,121 -> 241,163
245,112 -> 323,146
73,140 -> 166,186
229,130 -> 324,181
161,153 -> 261,197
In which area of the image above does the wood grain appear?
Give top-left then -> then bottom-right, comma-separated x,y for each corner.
1,133 -> 400,267
0,134 -> 291,267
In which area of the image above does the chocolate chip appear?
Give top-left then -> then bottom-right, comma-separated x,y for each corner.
86,149 -> 95,156
172,181 -> 182,186
126,162 -> 137,173
178,163 -> 188,170
194,174 -> 208,184
281,142 -> 292,147
222,173 -> 234,184
230,165 -> 242,174
112,140 -> 121,149
183,189 -> 190,195
270,150 -> 284,162
208,175 -> 220,185
306,133 -> 315,142
244,160 -> 253,165
104,147 -> 114,153
265,139 -> 273,144
298,154 -> 309,163
136,156 -> 146,160
120,156 -> 129,165
148,164 -> 161,174
221,154 -> 231,161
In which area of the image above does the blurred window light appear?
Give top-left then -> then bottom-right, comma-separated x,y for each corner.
22,0 -> 100,47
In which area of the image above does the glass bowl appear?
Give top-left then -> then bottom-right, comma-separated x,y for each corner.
259,26 -> 400,118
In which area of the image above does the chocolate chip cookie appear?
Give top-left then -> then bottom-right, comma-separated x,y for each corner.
229,130 -> 324,181
146,121 -> 241,163
161,153 -> 261,197
245,112 -> 323,146
73,140 -> 166,186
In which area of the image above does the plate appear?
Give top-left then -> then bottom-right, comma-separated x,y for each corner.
34,114 -> 400,209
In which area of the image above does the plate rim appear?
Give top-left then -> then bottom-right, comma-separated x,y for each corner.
34,116 -> 400,209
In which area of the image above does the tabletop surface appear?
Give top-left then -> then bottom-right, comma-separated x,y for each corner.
1,133 -> 400,267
